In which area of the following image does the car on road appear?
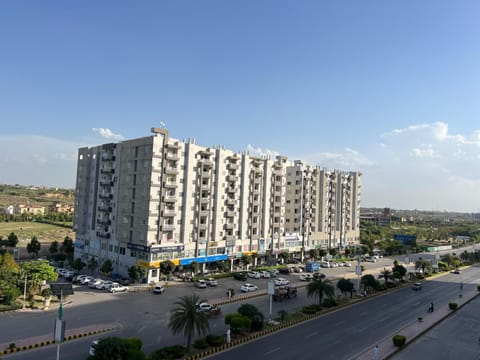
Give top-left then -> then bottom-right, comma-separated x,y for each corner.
109,282 -> 128,293
248,271 -> 261,279
275,277 -> 290,286
233,272 -> 248,281
206,278 -> 218,286
194,280 -> 207,288
197,302 -> 215,312
81,276 -> 95,285
89,340 -> 98,356
451,269 -> 461,274
412,282 -> 422,291
153,284 -> 165,294
299,274 -> 313,281
240,283 -> 258,292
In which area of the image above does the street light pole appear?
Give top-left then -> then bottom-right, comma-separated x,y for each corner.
23,273 -> 27,309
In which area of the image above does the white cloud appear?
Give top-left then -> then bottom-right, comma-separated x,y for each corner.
92,128 -> 124,141
410,146 -> 439,158
294,147 -> 373,170
246,144 -> 279,158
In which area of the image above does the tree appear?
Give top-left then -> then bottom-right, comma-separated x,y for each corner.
379,268 -> 392,286
100,259 -> 113,275
61,236 -> 74,255
337,278 -> 354,298
128,265 -> 146,284
306,277 -> 335,308
392,262 -> 407,281
49,241 -> 59,255
6,232 -> 18,247
238,303 -> 264,331
168,294 -> 210,353
27,236 -> 41,258
88,257 -> 98,273
160,260 -> 176,281
71,258 -> 86,273
361,274 -> 377,291
21,260 -> 58,295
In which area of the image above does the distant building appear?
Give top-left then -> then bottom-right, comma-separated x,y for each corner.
14,204 -> 46,216
360,208 -> 391,227
73,128 -> 362,283
48,203 -> 74,214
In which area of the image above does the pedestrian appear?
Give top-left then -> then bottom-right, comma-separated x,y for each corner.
226,328 -> 231,345
373,345 -> 379,360
430,302 -> 434,312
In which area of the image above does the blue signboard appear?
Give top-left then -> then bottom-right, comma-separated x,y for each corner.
394,234 -> 416,245
180,254 -> 228,265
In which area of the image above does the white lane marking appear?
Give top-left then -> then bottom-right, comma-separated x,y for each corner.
264,347 -> 281,356
359,311 -> 368,316
335,320 -> 345,326
304,331 -> 318,339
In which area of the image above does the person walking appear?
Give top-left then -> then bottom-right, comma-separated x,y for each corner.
226,328 -> 231,345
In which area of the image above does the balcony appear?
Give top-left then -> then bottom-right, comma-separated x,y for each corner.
201,171 -> 211,178
225,198 -> 235,206
227,175 -> 238,182
97,206 -> 112,213
200,197 -> 209,204
96,219 -> 111,225
164,182 -> 177,188
225,211 -> 236,217
224,223 -> 235,230
198,223 -> 208,230
163,195 -> 176,203
96,231 -> 110,239
227,163 -> 238,170
273,168 -> 283,176
99,193 -> 113,200
165,167 -> 179,175
162,224 -> 175,231
227,187 -> 236,194
163,209 -> 176,216
100,180 -> 114,187
166,152 -> 179,161
166,142 -> 179,149
200,159 -> 213,167
199,210 -> 209,216
101,154 -> 116,162
201,184 -> 210,191
225,235 -> 236,242
101,168 -> 115,174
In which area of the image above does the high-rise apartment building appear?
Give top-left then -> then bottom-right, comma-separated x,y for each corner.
73,128 -> 361,282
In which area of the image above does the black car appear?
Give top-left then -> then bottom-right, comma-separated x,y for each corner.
233,272 -> 247,281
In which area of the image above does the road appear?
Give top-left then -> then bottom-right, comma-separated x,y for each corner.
1,253 -> 473,360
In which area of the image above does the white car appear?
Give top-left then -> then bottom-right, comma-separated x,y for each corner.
262,271 -> 271,278
153,284 -> 165,294
96,280 -> 114,290
197,302 -> 215,312
241,283 -> 258,292
248,271 -> 261,279
299,274 -> 313,281
81,276 -> 95,285
89,340 -> 98,356
194,280 -> 207,288
206,278 -> 218,286
275,277 -> 289,286
89,279 -> 103,288
109,282 -> 129,293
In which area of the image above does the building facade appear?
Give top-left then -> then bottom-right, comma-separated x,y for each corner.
73,128 -> 361,282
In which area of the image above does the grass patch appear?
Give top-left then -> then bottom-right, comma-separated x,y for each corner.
0,221 -> 74,244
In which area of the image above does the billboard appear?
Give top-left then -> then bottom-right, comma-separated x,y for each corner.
394,234 -> 416,245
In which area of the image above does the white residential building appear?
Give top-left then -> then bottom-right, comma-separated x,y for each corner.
73,128 -> 361,282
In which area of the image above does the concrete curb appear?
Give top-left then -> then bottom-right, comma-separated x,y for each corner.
0,324 -> 118,356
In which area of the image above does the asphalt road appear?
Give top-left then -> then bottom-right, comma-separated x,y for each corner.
1,252 -> 473,360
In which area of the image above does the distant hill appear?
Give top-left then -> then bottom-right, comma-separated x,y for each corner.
0,184 -> 74,209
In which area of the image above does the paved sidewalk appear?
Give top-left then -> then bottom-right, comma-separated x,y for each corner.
351,286 -> 480,360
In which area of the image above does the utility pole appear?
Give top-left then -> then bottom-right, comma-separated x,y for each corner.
23,273 -> 27,309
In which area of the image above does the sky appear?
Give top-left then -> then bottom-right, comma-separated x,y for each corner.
1,1 -> 480,213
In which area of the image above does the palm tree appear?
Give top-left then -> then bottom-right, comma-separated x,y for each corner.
306,277 -> 335,307
380,268 -> 392,286
168,294 -> 210,353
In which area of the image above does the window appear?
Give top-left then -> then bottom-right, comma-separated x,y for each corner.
120,247 -> 126,255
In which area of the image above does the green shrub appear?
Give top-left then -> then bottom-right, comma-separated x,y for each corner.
301,305 -> 318,314
206,334 -> 225,347
148,345 -> 186,360
193,338 -> 208,349
449,302 -> 458,310
322,298 -> 338,308
392,334 -> 406,347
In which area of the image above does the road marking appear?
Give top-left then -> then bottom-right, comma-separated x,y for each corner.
304,331 -> 318,339
264,347 -> 281,356
359,311 -> 368,316
335,320 -> 345,326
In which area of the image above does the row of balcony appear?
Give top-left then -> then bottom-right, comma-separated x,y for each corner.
96,231 -> 111,239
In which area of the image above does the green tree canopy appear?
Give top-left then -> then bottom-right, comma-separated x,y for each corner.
168,294 -> 210,353
128,265 -> 146,284
159,260 -> 176,279
337,278 -> 354,298
306,277 -> 335,307
49,240 -> 59,255
27,236 -> 41,258
101,259 -> 113,275
71,258 -> 86,273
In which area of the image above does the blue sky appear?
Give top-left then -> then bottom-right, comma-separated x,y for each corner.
1,1 -> 480,212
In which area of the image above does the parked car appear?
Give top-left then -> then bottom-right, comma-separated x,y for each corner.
73,275 -> 88,284
89,279 -> 103,288
342,262 -> 352,267
81,276 -> 95,285
96,280 -> 114,290
153,284 -> 165,294
248,271 -> 261,279
206,278 -> 218,286
262,271 -> 271,278
240,283 -> 258,292
194,280 -> 207,288
299,274 -> 313,281
412,282 -> 422,291
274,277 -> 290,286
109,282 -> 129,293
233,272 -> 248,281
